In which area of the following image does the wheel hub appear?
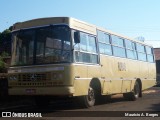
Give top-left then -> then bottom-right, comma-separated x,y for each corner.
88,89 -> 95,101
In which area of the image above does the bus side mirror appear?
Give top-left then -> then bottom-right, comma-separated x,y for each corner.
74,32 -> 80,43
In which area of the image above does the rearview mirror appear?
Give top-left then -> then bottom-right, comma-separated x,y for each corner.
74,32 -> 80,43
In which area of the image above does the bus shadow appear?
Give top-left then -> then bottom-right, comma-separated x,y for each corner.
0,95 -> 129,115
42,96 -> 128,111
28,97 -> 128,111
148,103 -> 160,111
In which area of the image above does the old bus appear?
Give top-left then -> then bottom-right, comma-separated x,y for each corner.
8,17 -> 156,107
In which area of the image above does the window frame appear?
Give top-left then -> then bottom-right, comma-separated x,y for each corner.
111,35 -> 126,58
145,46 -> 154,63
96,29 -> 155,63
125,39 -> 137,60
136,43 -> 147,62
97,30 -> 112,56
73,30 -> 99,64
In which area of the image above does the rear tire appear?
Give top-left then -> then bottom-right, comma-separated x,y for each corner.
123,81 -> 140,101
133,81 -> 140,99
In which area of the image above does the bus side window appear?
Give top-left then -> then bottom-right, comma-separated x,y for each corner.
125,39 -> 137,60
146,46 -> 154,62
111,35 -> 126,58
136,43 -> 147,61
97,30 -> 112,55
75,31 -> 98,64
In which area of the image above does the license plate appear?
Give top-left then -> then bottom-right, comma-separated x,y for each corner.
26,89 -> 36,94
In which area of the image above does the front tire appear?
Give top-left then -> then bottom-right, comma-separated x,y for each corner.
84,87 -> 95,107
78,87 -> 95,108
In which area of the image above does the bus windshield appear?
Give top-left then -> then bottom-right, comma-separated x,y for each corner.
11,25 -> 72,66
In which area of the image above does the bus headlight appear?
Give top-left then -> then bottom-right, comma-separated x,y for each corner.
52,73 -> 63,80
9,75 -> 18,81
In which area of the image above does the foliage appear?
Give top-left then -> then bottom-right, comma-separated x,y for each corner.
0,27 -> 12,72
0,27 -> 12,55
0,56 -> 6,73
1,51 -> 9,57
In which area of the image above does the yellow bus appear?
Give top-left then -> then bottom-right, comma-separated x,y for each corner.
8,17 -> 156,107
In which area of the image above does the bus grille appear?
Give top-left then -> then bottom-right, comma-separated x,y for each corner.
9,81 -> 63,86
18,73 -> 50,81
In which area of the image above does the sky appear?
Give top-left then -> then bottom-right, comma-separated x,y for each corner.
1,0 -> 160,48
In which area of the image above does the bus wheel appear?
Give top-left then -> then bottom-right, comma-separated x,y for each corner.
123,81 -> 140,101
133,81 -> 140,100
83,87 -> 95,108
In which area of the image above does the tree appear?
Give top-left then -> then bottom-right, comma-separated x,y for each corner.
0,27 -> 12,55
9,26 -> 13,31
0,56 -> 6,73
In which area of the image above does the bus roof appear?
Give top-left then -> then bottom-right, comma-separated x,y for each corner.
12,17 -> 97,35
12,17 -> 152,47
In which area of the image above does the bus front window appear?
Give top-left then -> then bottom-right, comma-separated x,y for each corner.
36,26 -> 71,64
11,25 -> 72,66
11,30 -> 35,66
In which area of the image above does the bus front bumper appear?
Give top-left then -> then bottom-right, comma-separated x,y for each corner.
8,86 -> 75,96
